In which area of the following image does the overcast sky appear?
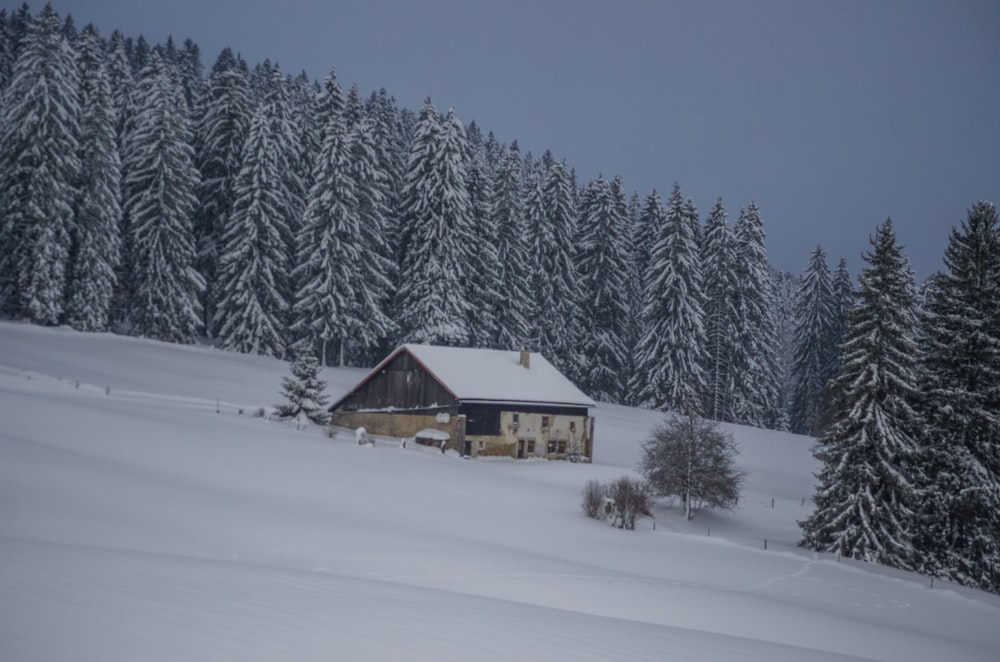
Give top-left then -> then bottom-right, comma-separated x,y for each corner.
18,0 -> 1000,279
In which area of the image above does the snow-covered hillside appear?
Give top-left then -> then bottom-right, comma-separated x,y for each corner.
1,321 -> 997,661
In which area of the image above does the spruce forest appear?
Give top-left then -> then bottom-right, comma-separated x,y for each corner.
0,6 -> 997,593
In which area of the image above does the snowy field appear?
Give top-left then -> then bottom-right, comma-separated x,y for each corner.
1,321 -> 998,661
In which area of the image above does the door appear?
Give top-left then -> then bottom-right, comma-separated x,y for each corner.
517,439 -> 525,459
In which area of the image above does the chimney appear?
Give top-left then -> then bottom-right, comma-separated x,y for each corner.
519,347 -> 530,369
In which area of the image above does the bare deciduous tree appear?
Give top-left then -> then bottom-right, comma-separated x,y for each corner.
640,414 -> 744,520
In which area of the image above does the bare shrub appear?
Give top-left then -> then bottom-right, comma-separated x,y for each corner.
606,476 -> 652,530
581,479 -> 606,519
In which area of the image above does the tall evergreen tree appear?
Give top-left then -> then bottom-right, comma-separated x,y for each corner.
64,27 -> 121,331
789,246 -> 835,435
214,106 -> 288,357
800,219 -> 922,570
917,201 -> 1000,593
700,198 -> 739,421
576,175 -> 631,401
463,121 -> 502,348
731,202 -> 781,427
261,65 -> 305,328
535,160 -> 584,377
0,5 -> 80,324
121,53 -> 203,343
490,143 -> 531,349
292,69 -> 359,366
395,101 -> 475,346
633,183 -> 707,414
345,98 -> 397,359
192,50 -> 251,334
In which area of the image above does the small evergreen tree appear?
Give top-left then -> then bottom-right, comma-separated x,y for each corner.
274,349 -> 330,425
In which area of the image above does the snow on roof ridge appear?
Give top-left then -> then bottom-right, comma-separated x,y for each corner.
394,343 -> 594,407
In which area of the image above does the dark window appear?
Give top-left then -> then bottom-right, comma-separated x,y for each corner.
541,416 -> 550,428
527,440 -> 536,454
557,440 -> 567,454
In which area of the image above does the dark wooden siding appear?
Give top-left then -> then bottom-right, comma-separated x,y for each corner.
460,403 -> 589,436
337,350 -> 458,412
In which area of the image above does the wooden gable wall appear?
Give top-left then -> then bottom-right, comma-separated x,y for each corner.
336,350 -> 457,413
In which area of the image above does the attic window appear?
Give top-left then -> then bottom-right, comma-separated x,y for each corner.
541,416 -> 550,428
512,413 -> 520,424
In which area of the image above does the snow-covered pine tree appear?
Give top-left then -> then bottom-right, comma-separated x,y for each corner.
0,5 -> 80,324
916,201 -> 1000,593
789,246 -> 835,436
829,257 -> 853,378
800,219 -> 922,570
700,198 -> 739,422
490,143 -> 530,349
291,69 -> 362,366
626,190 -> 666,403
633,183 -> 707,414
274,347 -> 330,425
214,105 -> 288,358
176,38 -> 203,114
344,94 -> 397,360
261,66 -> 305,329
770,268 -> 798,432
121,52 -> 204,343
395,102 -> 475,346
463,121 -> 502,348
192,49 -> 251,334
537,160 -> 584,379
64,27 -> 121,332
576,175 -> 631,402
106,32 -> 135,151
0,9 -> 13,94
731,202 -> 781,427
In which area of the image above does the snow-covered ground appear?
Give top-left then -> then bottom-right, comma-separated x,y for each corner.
1,321 -> 997,661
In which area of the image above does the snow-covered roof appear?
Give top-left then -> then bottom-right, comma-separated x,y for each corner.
350,344 -> 595,409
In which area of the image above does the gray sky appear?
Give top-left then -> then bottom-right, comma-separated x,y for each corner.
24,0 -> 1000,279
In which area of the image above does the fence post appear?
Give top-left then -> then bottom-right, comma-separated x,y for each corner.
764,538 -> 768,550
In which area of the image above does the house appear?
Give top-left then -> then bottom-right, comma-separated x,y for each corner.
329,344 -> 595,460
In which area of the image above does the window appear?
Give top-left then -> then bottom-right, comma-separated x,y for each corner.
557,440 -> 567,454
547,439 -> 557,454
569,421 -> 576,432
512,413 -> 520,428
527,440 -> 536,454
541,416 -> 550,428
478,440 -> 485,451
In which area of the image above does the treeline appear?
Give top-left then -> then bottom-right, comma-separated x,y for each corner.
0,5 -> 803,430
